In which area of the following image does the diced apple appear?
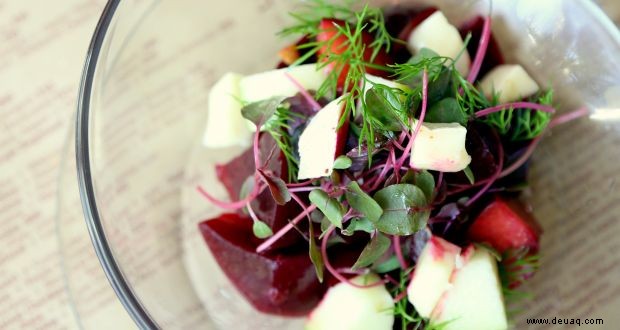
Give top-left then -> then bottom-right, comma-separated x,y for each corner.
407,236 -> 461,318
467,197 -> 541,253
203,73 -> 253,148
240,64 -> 327,104
407,11 -> 471,76
410,122 -> 472,172
297,96 -> 349,180
430,247 -> 508,330
306,274 -> 394,330
479,64 -> 540,103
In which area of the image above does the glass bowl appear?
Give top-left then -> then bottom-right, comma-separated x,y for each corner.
75,0 -> 620,328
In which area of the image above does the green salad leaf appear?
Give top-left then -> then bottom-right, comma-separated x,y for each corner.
309,189 -> 345,229
373,184 -> 430,235
345,181 -> 383,222
252,220 -> 273,239
342,217 -> 375,236
352,232 -> 391,270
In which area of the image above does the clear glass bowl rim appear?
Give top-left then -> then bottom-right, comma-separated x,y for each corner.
75,1 -> 620,329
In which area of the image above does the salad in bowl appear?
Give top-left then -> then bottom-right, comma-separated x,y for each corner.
190,1 -> 589,329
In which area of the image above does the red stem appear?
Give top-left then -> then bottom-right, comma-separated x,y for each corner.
390,147 -> 400,183
549,106 -> 589,128
467,16 -> 492,83
498,136 -> 540,179
399,70 -> 429,169
392,235 -> 408,269
475,102 -> 555,118
284,72 -> 322,111
321,226 -> 386,289
253,127 -> 261,169
393,290 -> 408,303
368,151 -> 393,191
289,186 -> 319,193
290,192 -> 311,216
384,274 -> 400,286
286,179 -> 317,188
256,204 -> 317,253
246,202 -> 260,222
433,171 -> 444,198
391,138 -> 406,151
398,130 -> 409,145
196,183 -> 263,210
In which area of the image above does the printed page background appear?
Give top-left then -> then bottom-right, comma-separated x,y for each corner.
0,0 -> 618,329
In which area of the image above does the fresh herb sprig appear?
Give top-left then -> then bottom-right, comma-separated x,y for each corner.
263,104 -> 303,181
281,0 -> 399,156
499,248 -> 541,299
477,89 -> 554,141
388,269 -> 451,330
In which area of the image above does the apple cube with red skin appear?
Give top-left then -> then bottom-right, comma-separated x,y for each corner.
297,96 -> 350,180
306,274 -> 394,330
408,238 -> 508,330
467,197 -> 541,254
199,213 -> 325,316
317,19 -> 391,89
407,236 -> 461,318
430,247 -> 508,330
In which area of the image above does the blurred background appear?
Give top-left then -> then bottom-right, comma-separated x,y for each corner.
0,0 -> 617,329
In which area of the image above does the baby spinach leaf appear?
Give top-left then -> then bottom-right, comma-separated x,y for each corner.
252,220 -> 273,239
257,169 -> 291,205
309,189 -> 344,229
241,96 -> 288,127
333,155 -> 353,170
345,181 -> 383,223
373,184 -> 430,235
364,86 -> 408,131
308,223 -> 324,282
342,217 -> 375,236
372,256 -> 401,273
425,97 -> 468,126
463,166 -> 475,184
427,67 -> 455,104
401,170 -> 435,202
352,232 -> 391,270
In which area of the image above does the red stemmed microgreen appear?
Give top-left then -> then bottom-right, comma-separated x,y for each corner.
392,235 -> 408,269
196,183 -> 265,210
397,69 -> 429,170
321,225 -> 387,289
475,102 -> 555,118
284,71 -> 323,111
256,204 -> 317,253
467,16 -> 492,83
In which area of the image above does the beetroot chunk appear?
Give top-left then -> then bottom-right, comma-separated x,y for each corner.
215,134 -> 302,249
199,213 -> 325,316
